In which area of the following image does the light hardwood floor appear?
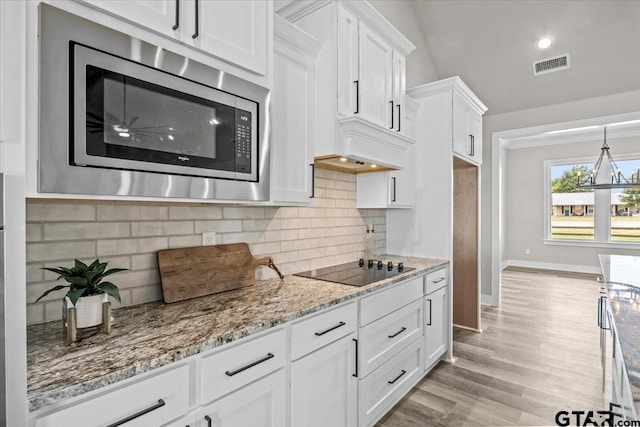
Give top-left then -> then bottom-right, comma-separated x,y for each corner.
377,267 -> 603,426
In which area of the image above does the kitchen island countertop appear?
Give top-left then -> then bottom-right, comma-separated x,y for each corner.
599,254 -> 640,418
27,256 -> 447,412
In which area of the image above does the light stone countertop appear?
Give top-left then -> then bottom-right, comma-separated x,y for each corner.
27,256 -> 448,413
599,254 -> 640,418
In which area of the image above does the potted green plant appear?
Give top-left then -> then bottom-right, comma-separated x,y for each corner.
36,259 -> 126,328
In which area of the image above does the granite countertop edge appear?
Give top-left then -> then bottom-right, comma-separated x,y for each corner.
27,257 -> 448,413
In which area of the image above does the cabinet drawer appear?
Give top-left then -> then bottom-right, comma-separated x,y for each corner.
425,266 -> 448,294
35,364 -> 190,427
359,299 -> 423,377
359,338 -> 424,427
201,328 -> 286,404
360,277 -> 422,326
291,302 -> 358,360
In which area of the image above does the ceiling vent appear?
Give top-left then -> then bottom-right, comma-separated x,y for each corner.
533,54 -> 570,76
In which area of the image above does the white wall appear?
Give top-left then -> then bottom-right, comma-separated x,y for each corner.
482,89 -> 640,296
504,135 -> 640,270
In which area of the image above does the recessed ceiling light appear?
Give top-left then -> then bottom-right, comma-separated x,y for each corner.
370,164 -> 377,168
536,36 -> 553,50
340,157 -> 348,162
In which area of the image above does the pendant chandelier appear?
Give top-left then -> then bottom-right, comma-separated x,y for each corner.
576,127 -> 640,190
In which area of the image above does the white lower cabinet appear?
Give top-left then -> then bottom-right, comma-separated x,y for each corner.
34,364 -> 190,427
193,369 -> 287,427
359,338 -> 424,427
291,333 -> 358,427
425,286 -> 448,370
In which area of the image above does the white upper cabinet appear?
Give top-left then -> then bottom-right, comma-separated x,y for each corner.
278,1 -> 416,169
337,6 -> 359,118
271,15 -> 322,205
357,25 -> 394,129
79,0 -> 181,38
77,0 -> 271,77
336,6 -> 406,134
452,91 -> 484,165
184,0 -> 269,76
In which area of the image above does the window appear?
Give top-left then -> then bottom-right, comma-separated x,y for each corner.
546,157 -> 640,245
549,163 -> 594,240
610,159 -> 640,243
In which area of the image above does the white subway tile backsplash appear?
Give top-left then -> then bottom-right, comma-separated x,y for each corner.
27,203 -> 95,222
131,221 -> 193,237
97,237 -> 168,257
97,205 -> 168,221
169,206 -> 222,220
28,241 -> 96,263
26,170 -> 386,325
44,222 -> 130,241
168,235 -> 202,249
194,220 -> 242,233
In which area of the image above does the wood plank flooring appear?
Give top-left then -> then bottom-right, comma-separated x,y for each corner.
377,267 -> 603,426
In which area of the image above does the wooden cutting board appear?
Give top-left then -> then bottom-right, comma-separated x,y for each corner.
157,243 -> 274,303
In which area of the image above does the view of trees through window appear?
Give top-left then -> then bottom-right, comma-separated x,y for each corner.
550,160 -> 640,242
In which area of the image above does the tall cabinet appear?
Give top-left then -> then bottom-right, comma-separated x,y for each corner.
386,77 -> 487,331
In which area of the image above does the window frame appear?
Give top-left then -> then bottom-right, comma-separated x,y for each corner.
544,156 -> 640,249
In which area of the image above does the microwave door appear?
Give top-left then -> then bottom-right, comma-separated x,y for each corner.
72,43 -> 240,181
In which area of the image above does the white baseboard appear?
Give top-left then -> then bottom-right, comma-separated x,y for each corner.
481,293 -> 496,306
503,259 -> 600,275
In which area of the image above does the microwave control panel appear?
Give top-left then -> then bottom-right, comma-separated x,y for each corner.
235,109 -> 252,173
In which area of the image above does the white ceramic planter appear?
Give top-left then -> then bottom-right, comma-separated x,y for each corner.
65,294 -> 108,328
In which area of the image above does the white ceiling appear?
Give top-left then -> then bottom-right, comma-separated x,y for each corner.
410,0 -> 640,115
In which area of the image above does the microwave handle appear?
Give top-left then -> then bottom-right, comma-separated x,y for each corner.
192,0 -> 199,39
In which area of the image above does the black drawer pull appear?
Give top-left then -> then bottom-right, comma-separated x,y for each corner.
388,369 -> 407,385
432,277 -> 446,283
106,399 -> 165,427
315,321 -> 346,336
172,0 -> 180,30
192,0 -> 199,39
205,415 -> 212,427
388,327 -> 407,339
353,338 -> 358,377
427,299 -> 432,326
225,353 -> 274,377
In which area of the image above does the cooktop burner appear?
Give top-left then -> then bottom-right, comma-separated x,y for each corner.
294,259 -> 415,287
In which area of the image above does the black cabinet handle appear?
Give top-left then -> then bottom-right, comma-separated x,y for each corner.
391,177 -> 397,202
597,296 -> 602,328
106,399 -> 165,427
192,0 -> 199,39
225,353 -> 274,377
389,101 -> 394,129
315,321 -> 346,336
432,277 -> 446,284
468,134 -> 473,156
387,369 -> 407,384
388,326 -> 407,339
599,297 -> 610,330
310,163 -> 315,199
427,299 -> 432,326
396,104 -> 401,132
472,134 -> 475,156
172,0 -> 180,30
205,415 -> 212,427
352,338 -> 358,377
354,80 -> 359,114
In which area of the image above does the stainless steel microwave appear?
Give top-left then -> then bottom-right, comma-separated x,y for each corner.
39,4 -> 270,201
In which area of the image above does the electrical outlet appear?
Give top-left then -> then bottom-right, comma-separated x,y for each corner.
525,248 -> 531,255
202,231 -> 216,246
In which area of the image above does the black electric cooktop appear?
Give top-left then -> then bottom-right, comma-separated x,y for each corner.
294,260 -> 415,287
